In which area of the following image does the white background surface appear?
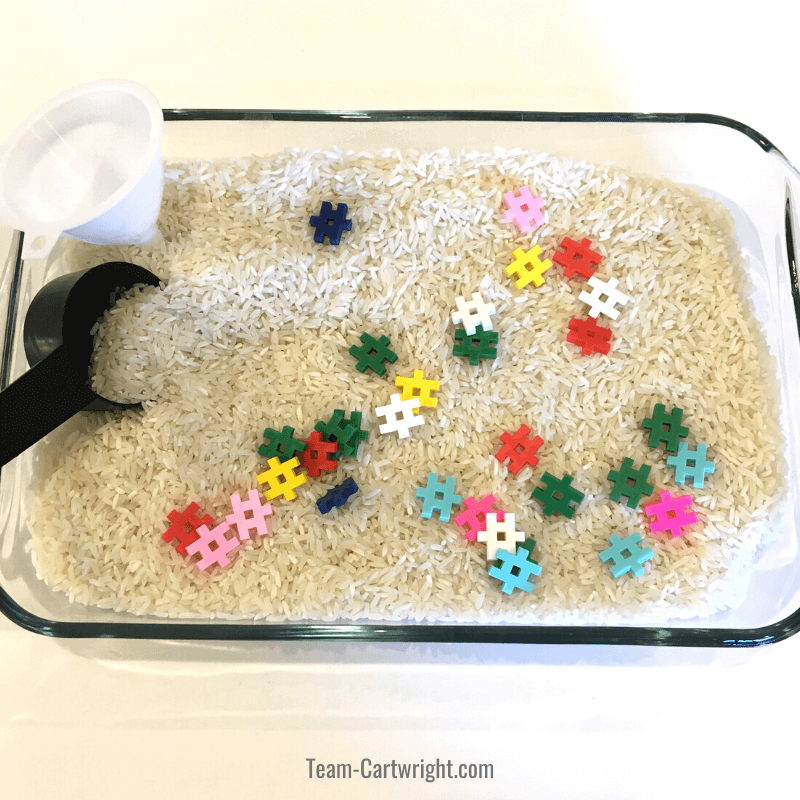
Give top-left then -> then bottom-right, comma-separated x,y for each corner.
1,2 -> 800,798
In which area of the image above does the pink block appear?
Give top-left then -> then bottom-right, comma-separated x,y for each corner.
226,489 -> 273,541
185,521 -> 240,569
503,187 -> 545,233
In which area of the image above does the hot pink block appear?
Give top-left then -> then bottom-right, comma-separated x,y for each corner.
454,494 -> 505,541
644,490 -> 698,538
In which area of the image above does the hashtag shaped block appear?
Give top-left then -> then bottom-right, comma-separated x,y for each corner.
552,236 -> 602,280
185,521 -> 240,570
578,275 -> 632,320
532,472 -> 585,519
257,456 -> 307,501
416,473 -> 462,522
502,187 -> 545,233
258,425 -> 307,462
309,201 -> 352,245
453,325 -> 498,365
644,490 -> 698,538
299,430 -> 339,477
600,533 -> 654,579
349,332 -> 399,376
478,512 -> 525,562
317,477 -> 359,514
225,490 -> 273,541
376,393 -> 424,439
607,458 -> 655,509
314,410 -> 368,458
505,246 -> 553,290
451,291 -> 497,335
395,369 -> 440,416
162,502 -> 214,556
494,424 -> 544,475
567,316 -> 613,356
488,539 -> 542,594
454,494 -> 505,542
642,404 -> 689,453
667,441 -> 716,488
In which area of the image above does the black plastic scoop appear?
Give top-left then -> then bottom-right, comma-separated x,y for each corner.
0,261 -> 161,467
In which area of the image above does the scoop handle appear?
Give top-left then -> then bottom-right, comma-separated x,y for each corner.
0,345 -> 96,467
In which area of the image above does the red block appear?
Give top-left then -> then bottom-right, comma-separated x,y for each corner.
495,425 -> 544,475
162,502 -> 213,555
553,236 -> 602,280
567,316 -> 613,355
300,431 -> 339,477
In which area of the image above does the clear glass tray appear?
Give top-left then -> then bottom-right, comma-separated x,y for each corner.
1,111 -> 799,646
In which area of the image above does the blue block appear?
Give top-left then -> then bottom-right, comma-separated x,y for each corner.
317,477 -> 359,514
309,201 -> 352,245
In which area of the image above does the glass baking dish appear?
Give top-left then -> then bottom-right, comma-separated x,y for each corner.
1,110 -> 799,646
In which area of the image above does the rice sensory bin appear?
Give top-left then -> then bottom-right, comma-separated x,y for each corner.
28,146 -> 785,623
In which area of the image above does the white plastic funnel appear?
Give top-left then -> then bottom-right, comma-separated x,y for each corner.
0,79 -> 164,260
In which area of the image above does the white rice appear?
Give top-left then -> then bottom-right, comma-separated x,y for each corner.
27,146 -> 785,624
